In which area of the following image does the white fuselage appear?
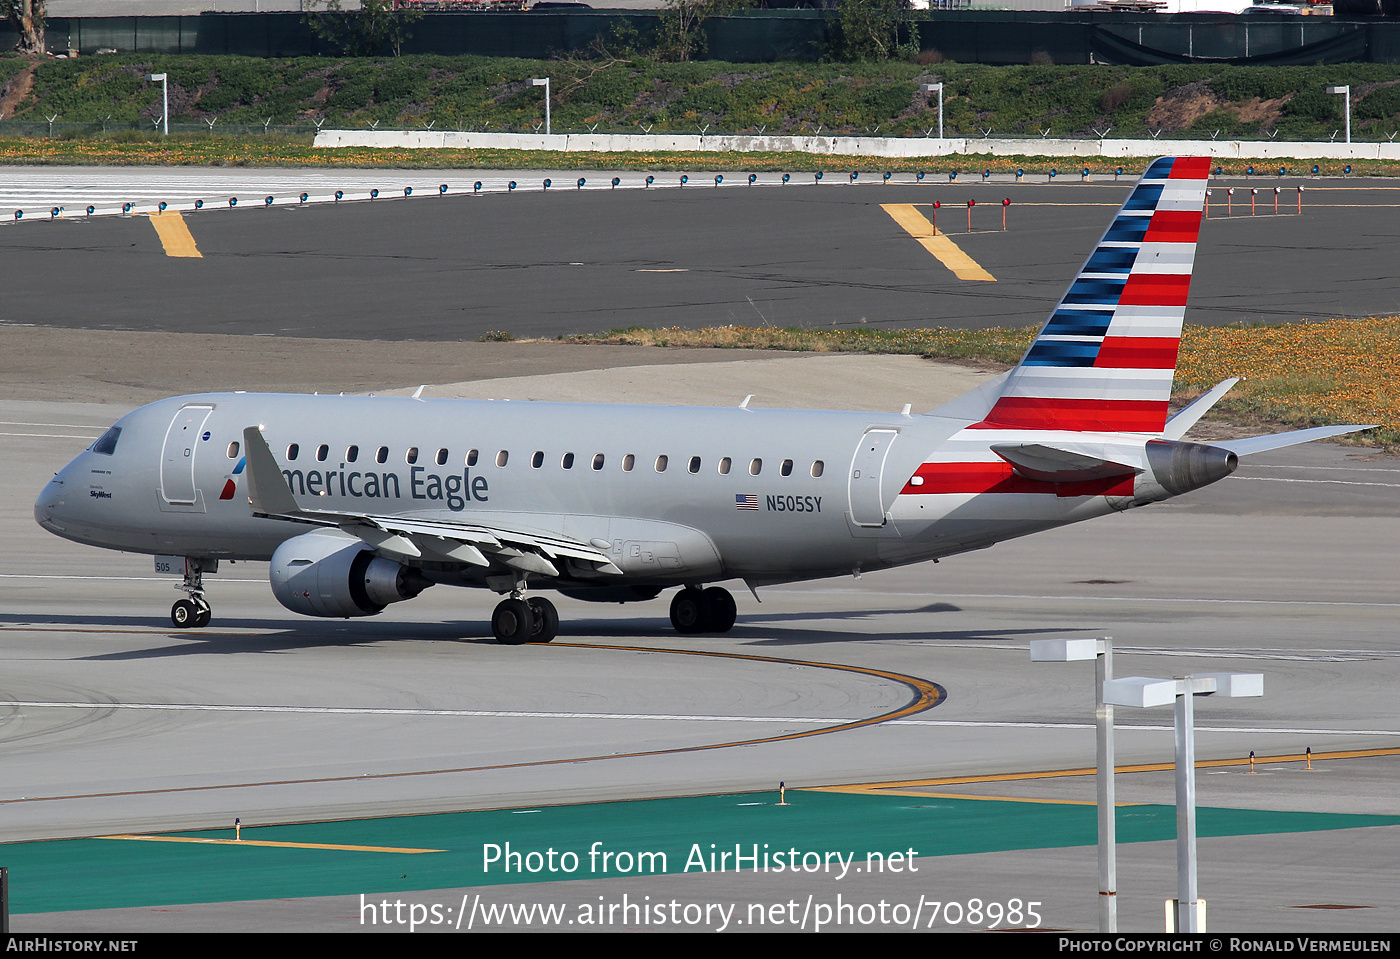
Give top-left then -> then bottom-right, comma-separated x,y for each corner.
35,391 -> 1148,592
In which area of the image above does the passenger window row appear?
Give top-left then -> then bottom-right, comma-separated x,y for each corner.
271,443 -> 824,479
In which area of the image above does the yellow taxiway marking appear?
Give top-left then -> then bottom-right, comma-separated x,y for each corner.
821,789 -> 1141,807
814,746 -> 1400,800
880,203 -> 995,282
147,210 -> 202,258
101,834 -> 443,853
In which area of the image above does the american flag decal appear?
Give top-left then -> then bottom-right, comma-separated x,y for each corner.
735,494 -> 759,510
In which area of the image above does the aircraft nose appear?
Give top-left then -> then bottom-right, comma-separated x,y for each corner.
35,467 -> 75,533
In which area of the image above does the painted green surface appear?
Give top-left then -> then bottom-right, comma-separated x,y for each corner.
5,791 -> 1398,913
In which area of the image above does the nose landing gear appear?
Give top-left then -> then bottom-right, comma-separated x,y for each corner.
171,596 -> 211,629
170,558 -> 213,629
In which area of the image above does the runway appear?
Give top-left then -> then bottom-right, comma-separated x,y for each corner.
1,166 -> 1398,933
1,167 -> 1398,340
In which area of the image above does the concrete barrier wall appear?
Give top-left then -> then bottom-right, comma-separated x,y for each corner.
314,130 -> 1400,161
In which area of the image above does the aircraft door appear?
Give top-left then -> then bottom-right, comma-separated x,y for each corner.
160,405 -> 214,505
848,428 -> 898,527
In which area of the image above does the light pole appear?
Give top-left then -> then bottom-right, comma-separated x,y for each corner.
920,82 -> 943,140
1326,85 -> 1351,144
1031,637 -> 1117,932
530,77 -> 551,136
1103,672 -> 1263,933
147,72 -> 168,135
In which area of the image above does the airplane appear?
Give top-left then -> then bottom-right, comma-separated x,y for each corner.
34,156 -> 1369,644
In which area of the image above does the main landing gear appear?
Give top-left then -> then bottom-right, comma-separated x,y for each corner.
170,559 -> 212,629
669,586 -> 737,634
491,595 -> 559,645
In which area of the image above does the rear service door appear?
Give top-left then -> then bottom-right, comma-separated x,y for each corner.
848,428 -> 898,527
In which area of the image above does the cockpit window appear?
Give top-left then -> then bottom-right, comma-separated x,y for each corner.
91,426 -> 122,455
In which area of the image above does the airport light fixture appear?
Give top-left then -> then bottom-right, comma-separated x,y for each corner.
1030,637 -> 1117,933
530,78 -> 551,136
1326,85 -> 1351,144
920,83 -> 944,140
147,73 -> 168,136
1103,672 -> 1264,933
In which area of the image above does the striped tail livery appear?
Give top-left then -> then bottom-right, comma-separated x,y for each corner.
985,154 -> 1207,434
907,156 -> 1370,549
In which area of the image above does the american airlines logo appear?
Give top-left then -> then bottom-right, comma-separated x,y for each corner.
280,465 -> 489,512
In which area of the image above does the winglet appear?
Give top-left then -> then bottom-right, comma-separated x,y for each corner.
241,426 -> 301,516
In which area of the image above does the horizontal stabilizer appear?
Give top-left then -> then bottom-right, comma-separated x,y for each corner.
1215,425 -> 1375,457
1162,378 -> 1241,440
991,442 -> 1143,483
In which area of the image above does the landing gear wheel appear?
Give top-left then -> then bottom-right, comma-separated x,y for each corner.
669,588 -> 706,634
701,587 -> 737,633
527,597 -> 559,643
191,597 -> 212,628
492,598 -> 535,645
171,599 -> 198,628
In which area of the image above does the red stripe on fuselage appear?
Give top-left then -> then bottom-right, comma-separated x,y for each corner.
1094,336 -> 1180,369
975,397 -> 1171,433
902,461 -> 1135,498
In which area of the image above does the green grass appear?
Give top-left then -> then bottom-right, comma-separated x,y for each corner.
7,53 -> 1400,142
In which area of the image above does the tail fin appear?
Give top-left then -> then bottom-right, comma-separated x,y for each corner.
978,156 -> 1211,434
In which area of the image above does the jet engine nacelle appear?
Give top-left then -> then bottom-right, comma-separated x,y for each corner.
1109,439 -> 1238,510
269,529 -> 432,618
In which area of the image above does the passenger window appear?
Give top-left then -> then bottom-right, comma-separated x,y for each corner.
286,443 -> 299,461
466,449 -> 479,467
749,458 -> 762,476
436,448 -> 449,466
622,454 -> 635,472
346,445 -> 359,463
655,455 -> 668,473
406,447 -> 419,465
531,451 -> 544,469
811,460 -> 825,478
226,441 -> 240,458
718,457 -> 731,475
781,459 -> 793,476
496,450 -> 509,467
316,444 -> 329,462
688,456 -> 701,474
593,453 -> 605,471
92,426 -> 122,456
376,446 -> 388,464
562,452 -> 575,469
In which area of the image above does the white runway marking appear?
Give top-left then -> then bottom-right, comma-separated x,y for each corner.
0,700 -> 1395,737
1232,476 -> 1400,489
805,588 -> 1400,608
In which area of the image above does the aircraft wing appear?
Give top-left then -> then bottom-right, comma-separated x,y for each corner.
241,426 -> 622,578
